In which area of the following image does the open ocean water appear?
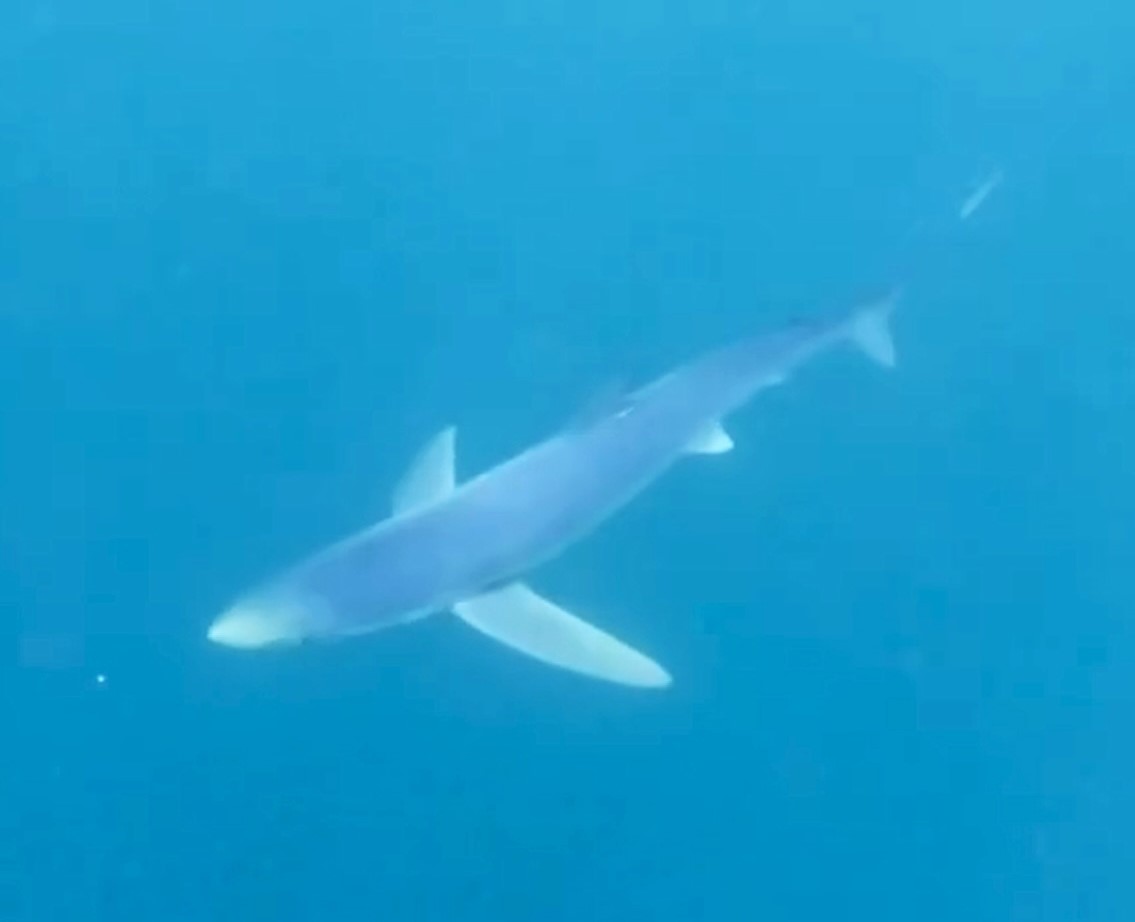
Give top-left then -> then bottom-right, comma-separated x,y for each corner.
2,0 -> 1132,919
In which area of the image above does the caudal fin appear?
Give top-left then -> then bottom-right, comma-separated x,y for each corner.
849,289 -> 900,368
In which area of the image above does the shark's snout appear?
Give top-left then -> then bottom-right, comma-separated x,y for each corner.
208,603 -> 304,649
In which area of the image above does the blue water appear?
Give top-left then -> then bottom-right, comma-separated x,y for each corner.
3,0 -> 1132,918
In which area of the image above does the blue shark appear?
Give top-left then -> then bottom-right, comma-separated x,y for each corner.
208,293 -> 898,687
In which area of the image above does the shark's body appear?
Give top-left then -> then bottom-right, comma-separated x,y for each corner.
208,294 -> 898,686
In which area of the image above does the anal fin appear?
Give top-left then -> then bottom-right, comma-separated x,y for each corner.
453,584 -> 671,688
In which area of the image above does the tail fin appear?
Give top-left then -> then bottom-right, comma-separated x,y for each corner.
849,288 -> 900,368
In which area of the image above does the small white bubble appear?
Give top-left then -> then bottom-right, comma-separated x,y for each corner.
95,673 -> 107,685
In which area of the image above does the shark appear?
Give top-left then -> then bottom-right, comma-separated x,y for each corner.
208,292 -> 898,687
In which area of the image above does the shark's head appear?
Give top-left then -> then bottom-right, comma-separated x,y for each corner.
207,595 -> 319,650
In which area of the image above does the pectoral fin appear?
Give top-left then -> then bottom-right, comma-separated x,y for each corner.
392,427 -> 457,515
453,584 -> 671,688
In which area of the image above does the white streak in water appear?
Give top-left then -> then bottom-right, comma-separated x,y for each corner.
959,169 -> 1004,220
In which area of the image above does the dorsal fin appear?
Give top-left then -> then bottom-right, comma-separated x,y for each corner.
391,427 -> 457,516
